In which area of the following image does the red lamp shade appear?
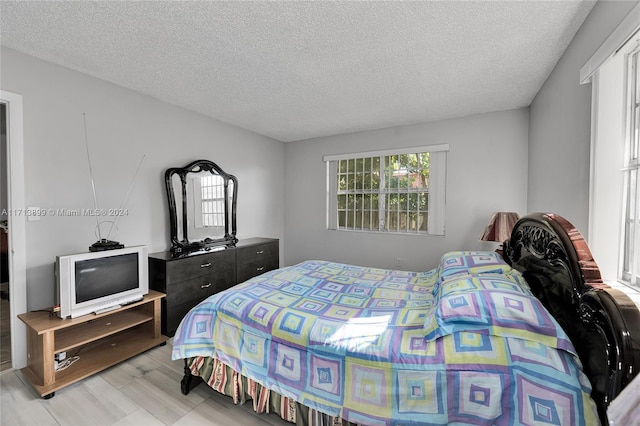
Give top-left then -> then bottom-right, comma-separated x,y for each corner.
480,212 -> 520,243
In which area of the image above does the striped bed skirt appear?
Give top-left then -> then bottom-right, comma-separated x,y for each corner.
186,356 -> 358,426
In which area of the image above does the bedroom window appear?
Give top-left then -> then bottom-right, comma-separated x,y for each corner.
584,7 -> 639,286
622,48 -> 640,286
324,144 -> 447,235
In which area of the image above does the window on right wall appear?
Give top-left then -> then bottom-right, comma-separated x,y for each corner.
584,5 -> 640,288
621,47 -> 640,286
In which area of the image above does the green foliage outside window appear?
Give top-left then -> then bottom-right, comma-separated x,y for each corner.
337,152 -> 430,233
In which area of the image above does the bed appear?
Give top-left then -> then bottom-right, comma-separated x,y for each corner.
172,213 -> 640,425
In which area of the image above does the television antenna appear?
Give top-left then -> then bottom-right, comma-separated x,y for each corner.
82,113 -> 145,251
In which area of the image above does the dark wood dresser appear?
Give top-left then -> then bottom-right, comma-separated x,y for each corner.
149,237 -> 279,336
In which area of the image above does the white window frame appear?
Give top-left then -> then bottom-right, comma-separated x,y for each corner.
621,46 -> 640,287
324,144 -> 448,236
582,2 -> 640,288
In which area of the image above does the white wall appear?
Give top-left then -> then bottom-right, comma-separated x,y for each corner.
528,0 -> 638,238
284,108 -> 529,272
0,47 -> 285,310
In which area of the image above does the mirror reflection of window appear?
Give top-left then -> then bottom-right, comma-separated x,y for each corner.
192,175 -> 231,229
201,175 -> 224,228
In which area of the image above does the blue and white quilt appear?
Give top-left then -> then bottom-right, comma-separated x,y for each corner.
172,252 -> 599,425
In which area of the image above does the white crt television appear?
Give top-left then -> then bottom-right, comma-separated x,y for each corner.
56,245 -> 149,318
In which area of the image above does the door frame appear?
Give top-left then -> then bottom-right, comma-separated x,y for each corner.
1,90 -> 27,369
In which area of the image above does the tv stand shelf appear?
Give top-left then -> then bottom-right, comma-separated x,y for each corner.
18,290 -> 168,398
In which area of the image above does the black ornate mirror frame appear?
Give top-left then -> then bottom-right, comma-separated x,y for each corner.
165,160 -> 238,254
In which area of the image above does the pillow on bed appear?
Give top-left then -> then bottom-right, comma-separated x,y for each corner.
434,251 -> 513,294
439,251 -> 510,278
437,273 -> 531,298
423,286 -> 576,354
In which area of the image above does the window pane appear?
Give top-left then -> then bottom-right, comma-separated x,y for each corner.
337,194 -> 347,209
338,210 -> 346,228
411,194 -> 419,216
364,157 -> 371,170
623,169 -> 636,275
338,173 -> 345,191
387,210 -> 398,232
418,211 -> 427,232
364,172 -> 372,189
633,55 -> 639,162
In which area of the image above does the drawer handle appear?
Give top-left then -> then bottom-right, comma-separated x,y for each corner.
200,262 -> 212,268
256,267 -> 265,272
256,250 -> 264,255
201,283 -> 212,289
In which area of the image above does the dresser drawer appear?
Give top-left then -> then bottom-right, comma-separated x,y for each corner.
236,241 -> 279,265
163,299 -> 200,337
165,271 -> 234,306
237,257 -> 279,283
165,249 -> 235,282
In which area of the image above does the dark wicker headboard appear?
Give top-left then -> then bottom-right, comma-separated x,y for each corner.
503,213 -> 640,423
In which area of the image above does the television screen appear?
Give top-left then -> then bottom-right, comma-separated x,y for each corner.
74,253 -> 139,303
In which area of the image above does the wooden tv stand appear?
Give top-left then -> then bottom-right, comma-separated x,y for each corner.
18,290 -> 168,398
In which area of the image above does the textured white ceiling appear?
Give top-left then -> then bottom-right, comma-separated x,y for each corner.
0,1 -> 596,142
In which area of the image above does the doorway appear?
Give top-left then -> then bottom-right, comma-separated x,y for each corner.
0,90 -> 27,371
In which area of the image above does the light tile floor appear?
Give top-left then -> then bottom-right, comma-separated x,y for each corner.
0,341 -> 291,426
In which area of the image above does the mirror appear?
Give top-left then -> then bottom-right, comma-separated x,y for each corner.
165,160 -> 238,253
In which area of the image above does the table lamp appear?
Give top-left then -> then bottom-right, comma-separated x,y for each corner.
480,211 -> 520,255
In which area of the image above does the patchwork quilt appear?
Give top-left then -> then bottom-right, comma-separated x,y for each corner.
172,254 -> 599,425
